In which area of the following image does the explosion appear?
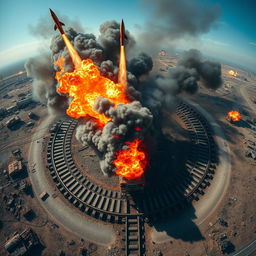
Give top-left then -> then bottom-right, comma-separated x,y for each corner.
53,20 -> 147,180
114,139 -> 147,180
227,111 -> 241,122
228,70 -> 238,77
26,12 -> 223,182
55,57 -> 129,125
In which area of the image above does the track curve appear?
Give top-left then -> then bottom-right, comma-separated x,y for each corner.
46,101 -> 220,256
47,101 -> 218,221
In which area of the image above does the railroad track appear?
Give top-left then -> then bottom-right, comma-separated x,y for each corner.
46,101 -> 218,256
137,102 -> 217,219
124,215 -> 145,256
47,119 -> 130,223
47,102 -> 217,219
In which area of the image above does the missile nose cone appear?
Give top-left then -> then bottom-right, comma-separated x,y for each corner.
49,8 -> 56,17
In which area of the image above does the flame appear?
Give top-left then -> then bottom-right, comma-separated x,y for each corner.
228,70 -> 238,77
62,34 -> 82,69
118,45 -> 127,87
54,26 -> 148,180
55,57 -> 129,124
134,126 -> 142,131
227,111 -> 241,122
114,139 -> 147,180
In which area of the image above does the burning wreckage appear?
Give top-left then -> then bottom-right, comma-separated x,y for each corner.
25,9 -> 222,190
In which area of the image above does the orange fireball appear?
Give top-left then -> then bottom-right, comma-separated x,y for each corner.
55,57 -> 129,125
228,70 -> 238,77
227,111 -> 241,122
53,23 -> 148,180
114,139 -> 147,180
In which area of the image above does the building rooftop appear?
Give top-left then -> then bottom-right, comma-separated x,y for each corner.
8,160 -> 23,176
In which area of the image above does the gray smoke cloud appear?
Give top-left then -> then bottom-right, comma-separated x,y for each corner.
140,49 -> 222,113
50,28 -> 105,72
76,100 -> 153,175
138,0 -> 220,51
25,21 -> 154,176
99,21 -> 136,63
177,49 -> 222,89
25,55 -> 68,114
128,53 -> 153,79
28,13 -> 85,39
25,18 -> 222,177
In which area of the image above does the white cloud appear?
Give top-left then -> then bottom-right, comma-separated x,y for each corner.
0,40 -> 50,67
202,38 -> 230,47
249,42 -> 256,47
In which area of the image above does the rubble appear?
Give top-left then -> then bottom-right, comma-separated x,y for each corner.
28,111 -> 39,120
23,209 -> 36,221
8,160 -> 24,178
19,181 -> 32,194
6,116 -> 21,129
219,233 -> 227,241
4,228 -> 40,256
245,150 -> 256,160
12,149 -> 22,160
16,96 -> 34,109
218,218 -> 228,227
26,121 -> 35,127
219,239 -> 235,254
6,105 -> 17,113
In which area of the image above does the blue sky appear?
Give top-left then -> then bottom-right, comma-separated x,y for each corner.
0,0 -> 255,71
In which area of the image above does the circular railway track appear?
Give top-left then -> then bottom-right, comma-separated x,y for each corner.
46,101 -> 219,256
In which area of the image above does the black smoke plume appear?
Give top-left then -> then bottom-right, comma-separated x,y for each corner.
25,55 -> 68,114
138,0 -> 220,52
25,19 -> 222,176
99,21 -> 136,63
140,49 -> 222,114
28,13 -> 85,39
128,53 -> 153,79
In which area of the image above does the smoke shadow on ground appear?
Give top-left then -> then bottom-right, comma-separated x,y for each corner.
151,206 -> 204,242
209,117 -> 255,146
197,93 -> 246,110
209,120 -> 242,145
129,132 -> 212,242
197,92 -> 252,118
232,120 -> 252,129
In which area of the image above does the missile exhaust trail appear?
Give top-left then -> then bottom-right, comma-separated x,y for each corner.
49,8 -> 81,69
118,19 -> 127,87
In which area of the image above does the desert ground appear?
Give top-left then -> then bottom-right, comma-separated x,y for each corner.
0,54 -> 255,256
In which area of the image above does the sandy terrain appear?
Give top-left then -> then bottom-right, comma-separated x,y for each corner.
148,56 -> 256,256
0,56 -> 256,256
